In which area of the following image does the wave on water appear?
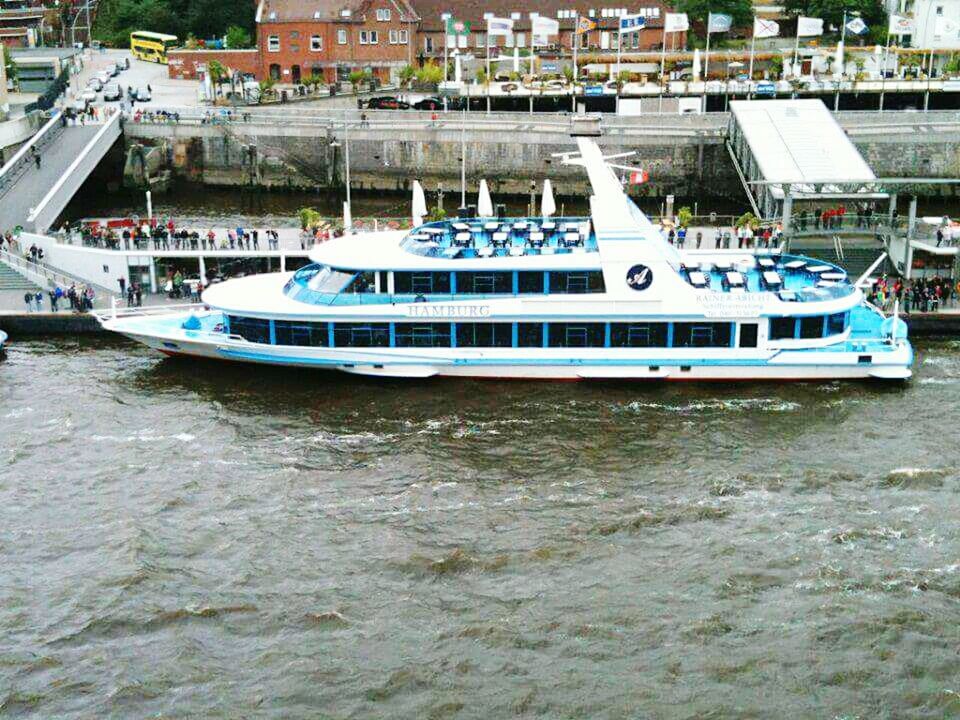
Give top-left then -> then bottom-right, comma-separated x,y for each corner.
88,433 -> 196,443
618,398 -> 802,415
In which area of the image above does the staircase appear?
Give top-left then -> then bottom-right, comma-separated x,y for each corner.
0,259 -> 39,291
791,245 -> 896,279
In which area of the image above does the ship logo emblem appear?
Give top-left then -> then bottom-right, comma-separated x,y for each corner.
626,264 -> 654,292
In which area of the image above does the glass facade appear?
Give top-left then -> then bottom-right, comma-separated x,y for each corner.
770,313 -> 850,341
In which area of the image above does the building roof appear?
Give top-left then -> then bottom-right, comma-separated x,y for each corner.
257,0 -> 419,24
729,99 -> 876,187
410,0 -> 674,32
10,46 -> 79,60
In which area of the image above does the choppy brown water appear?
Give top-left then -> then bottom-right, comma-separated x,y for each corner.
2,337 -> 960,718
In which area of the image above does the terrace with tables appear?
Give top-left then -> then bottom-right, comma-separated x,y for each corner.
401,218 -> 598,260
680,254 -> 855,302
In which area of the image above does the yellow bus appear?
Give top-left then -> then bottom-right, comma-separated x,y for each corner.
130,31 -> 178,64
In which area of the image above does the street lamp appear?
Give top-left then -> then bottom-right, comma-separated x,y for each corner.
329,121 -> 352,231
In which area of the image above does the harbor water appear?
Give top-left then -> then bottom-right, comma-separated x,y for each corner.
2,336 -> 960,718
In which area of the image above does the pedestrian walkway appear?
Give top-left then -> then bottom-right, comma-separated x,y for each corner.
0,113 -> 121,235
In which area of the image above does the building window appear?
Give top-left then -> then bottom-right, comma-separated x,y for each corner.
377,8 -> 391,21
424,36 -> 434,52
268,35 -> 280,52
290,30 -> 299,39
369,30 -> 378,44
360,30 -> 368,44
399,29 -> 408,44
389,29 -> 398,44
311,35 -> 322,51
337,29 -> 347,44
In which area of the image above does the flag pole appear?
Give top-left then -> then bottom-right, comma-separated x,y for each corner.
486,25 -> 491,114
748,19 -> 756,98
659,22 -> 667,113
702,24 -> 711,113
880,29 -> 891,112
443,16 -> 449,87
616,23 -> 622,115
572,17 -> 579,112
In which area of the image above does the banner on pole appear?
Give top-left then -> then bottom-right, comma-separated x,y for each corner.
888,15 -> 914,36
576,16 -> 597,34
532,16 -> 560,37
619,14 -> 646,34
796,16 -> 824,37
845,17 -> 868,36
445,17 -> 471,35
753,18 -> 780,39
707,13 -> 732,33
629,170 -> 649,185
664,13 -> 689,33
486,17 -> 514,37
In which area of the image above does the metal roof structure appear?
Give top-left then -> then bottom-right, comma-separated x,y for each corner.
727,99 -> 885,218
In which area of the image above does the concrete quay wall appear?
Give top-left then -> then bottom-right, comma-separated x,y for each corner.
122,111 -> 960,198
0,312 -> 102,335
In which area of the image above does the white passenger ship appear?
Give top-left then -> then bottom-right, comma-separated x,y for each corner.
99,118 -> 912,381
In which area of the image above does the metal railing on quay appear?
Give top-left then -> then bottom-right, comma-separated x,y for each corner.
0,248 -> 119,307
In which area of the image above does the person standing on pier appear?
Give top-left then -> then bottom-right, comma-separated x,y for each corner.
31,147 -> 41,170
24,292 -> 33,312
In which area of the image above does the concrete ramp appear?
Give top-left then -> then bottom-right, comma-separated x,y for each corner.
0,112 -> 122,236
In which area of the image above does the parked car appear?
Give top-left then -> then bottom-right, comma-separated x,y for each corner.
103,83 -> 122,101
365,96 -> 410,110
80,88 -> 98,104
413,97 -> 444,110
86,77 -> 103,92
135,87 -> 152,102
96,71 -> 111,85
70,98 -> 90,113
105,63 -> 119,76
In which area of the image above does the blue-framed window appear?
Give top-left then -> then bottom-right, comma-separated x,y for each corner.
332,323 -> 390,347
518,271 -> 545,294
456,323 -> 513,347
799,316 -> 824,339
344,272 -> 376,294
227,315 -> 271,344
274,320 -> 330,346
455,272 -> 512,294
517,322 -> 543,348
548,323 -> 606,348
394,323 -> 452,348
610,323 -> 669,348
673,322 -> 733,348
769,317 -> 796,340
393,272 -> 451,294
827,312 -> 847,335
549,271 -> 605,294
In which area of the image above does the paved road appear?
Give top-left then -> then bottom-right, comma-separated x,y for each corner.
69,49 -> 199,111
0,124 -> 101,234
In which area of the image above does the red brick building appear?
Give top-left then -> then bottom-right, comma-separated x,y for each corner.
255,0 -> 419,84
411,1 -> 685,63
168,48 -> 260,81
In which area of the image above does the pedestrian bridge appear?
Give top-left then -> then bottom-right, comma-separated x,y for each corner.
0,111 -> 122,236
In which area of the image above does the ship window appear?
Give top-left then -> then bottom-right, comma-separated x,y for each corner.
394,323 -> 451,348
610,323 -> 668,348
394,272 -> 451,295
456,323 -> 513,347
456,271 -> 512,294
672,322 -> 732,348
517,322 -> 544,347
769,317 -> 796,340
739,323 -> 759,348
274,321 -> 330,346
827,312 -> 847,335
333,323 -> 390,347
799,316 -> 825,339
549,271 -> 605,294
548,323 -> 606,348
308,267 -> 355,293
345,271 -> 376,294
227,316 -> 271,344
518,271 -> 544,294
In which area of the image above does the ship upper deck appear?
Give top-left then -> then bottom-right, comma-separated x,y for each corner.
400,217 -> 599,260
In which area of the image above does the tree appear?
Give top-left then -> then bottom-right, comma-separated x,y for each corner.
208,59 -> 227,92
677,0 -> 753,33
781,0 -> 885,32
297,207 -> 322,230
225,25 -> 252,49
2,45 -> 15,82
